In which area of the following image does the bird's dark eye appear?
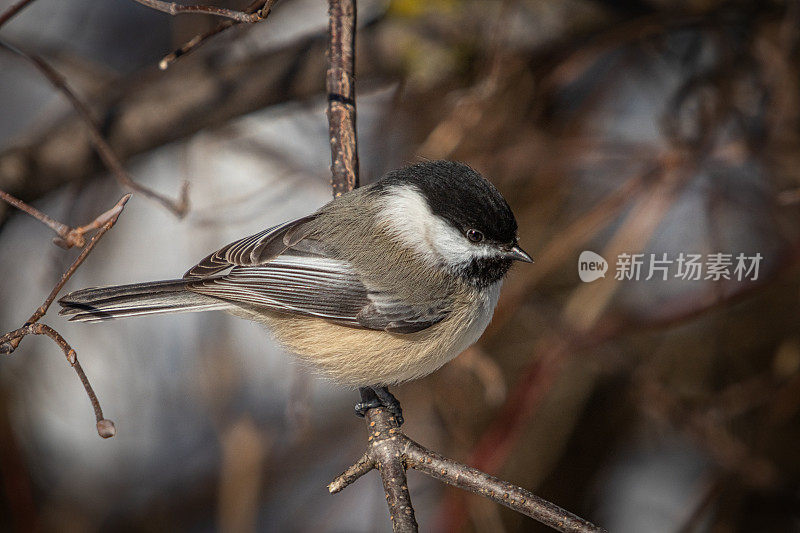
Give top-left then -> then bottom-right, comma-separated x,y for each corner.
466,229 -> 484,243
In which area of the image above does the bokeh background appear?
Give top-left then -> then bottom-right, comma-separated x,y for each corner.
1,0 -> 799,531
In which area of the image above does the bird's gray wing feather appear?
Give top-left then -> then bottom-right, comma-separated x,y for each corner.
356,294 -> 451,333
191,256 -> 367,326
183,215 -> 319,278
188,239 -> 449,332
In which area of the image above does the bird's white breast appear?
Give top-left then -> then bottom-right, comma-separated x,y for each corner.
450,280 -> 502,357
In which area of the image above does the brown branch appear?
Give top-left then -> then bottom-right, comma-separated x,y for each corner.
327,451 -> 372,494
326,0 -> 359,197
0,188 -> 126,249
0,0 -> 36,28
0,324 -> 115,439
329,409 -> 607,533
158,0 -> 277,70
0,40 -> 189,217
328,409 -> 418,531
404,442 -> 603,532
0,193 -> 131,355
131,0 -> 265,22
0,194 -> 129,438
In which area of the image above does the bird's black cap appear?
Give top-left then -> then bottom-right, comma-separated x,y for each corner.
374,160 -> 518,244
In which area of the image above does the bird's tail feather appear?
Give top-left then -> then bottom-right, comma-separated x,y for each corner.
58,279 -> 231,322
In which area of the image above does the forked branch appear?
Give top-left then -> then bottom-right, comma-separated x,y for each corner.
329,409 -> 606,533
150,0 -> 278,69
0,188 -> 126,249
1,323 -> 116,439
0,194 -> 130,438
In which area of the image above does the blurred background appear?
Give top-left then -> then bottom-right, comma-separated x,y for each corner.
1,0 -> 799,531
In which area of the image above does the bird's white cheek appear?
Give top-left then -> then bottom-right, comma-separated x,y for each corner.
429,218 -> 495,266
377,185 -> 492,266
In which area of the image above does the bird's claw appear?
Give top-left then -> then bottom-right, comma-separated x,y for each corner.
354,398 -> 382,417
355,386 -> 404,426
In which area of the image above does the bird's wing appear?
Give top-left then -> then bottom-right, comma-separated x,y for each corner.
185,217 -> 450,332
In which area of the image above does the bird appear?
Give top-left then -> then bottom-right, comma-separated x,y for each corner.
59,160 -> 532,424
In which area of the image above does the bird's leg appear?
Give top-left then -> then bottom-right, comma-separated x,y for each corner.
372,386 -> 404,426
354,386 -> 404,426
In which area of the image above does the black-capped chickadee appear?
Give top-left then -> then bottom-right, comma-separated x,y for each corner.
59,160 -> 532,423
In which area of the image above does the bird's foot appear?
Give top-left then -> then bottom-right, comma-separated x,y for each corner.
354,386 -> 404,426
354,387 -> 382,417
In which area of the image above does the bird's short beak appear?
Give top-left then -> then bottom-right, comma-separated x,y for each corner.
507,245 -> 533,263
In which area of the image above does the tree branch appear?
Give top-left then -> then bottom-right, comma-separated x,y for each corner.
0,194 -> 129,438
326,0 -> 359,197
131,0 -> 266,22
0,188 -> 126,249
0,193 -> 131,345
329,408 -> 607,533
0,0 -> 36,28
404,441 -> 604,532
0,324 -> 115,438
158,0 -> 277,70
324,0 -> 413,526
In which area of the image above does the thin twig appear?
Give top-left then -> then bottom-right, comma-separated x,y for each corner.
405,441 -> 604,532
327,452 -> 372,494
0,324 -> 115,438
0,40 -> 189,217
0,194 -> 130,353
326,0 -> 359,197
0,188 -> 126,249
0,194 -> 129,438
0,189 -> 72,242
0,0 -> 36,28
159,0 -> 276,69
131,0 -> 265,22
160,23 -> 232,70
